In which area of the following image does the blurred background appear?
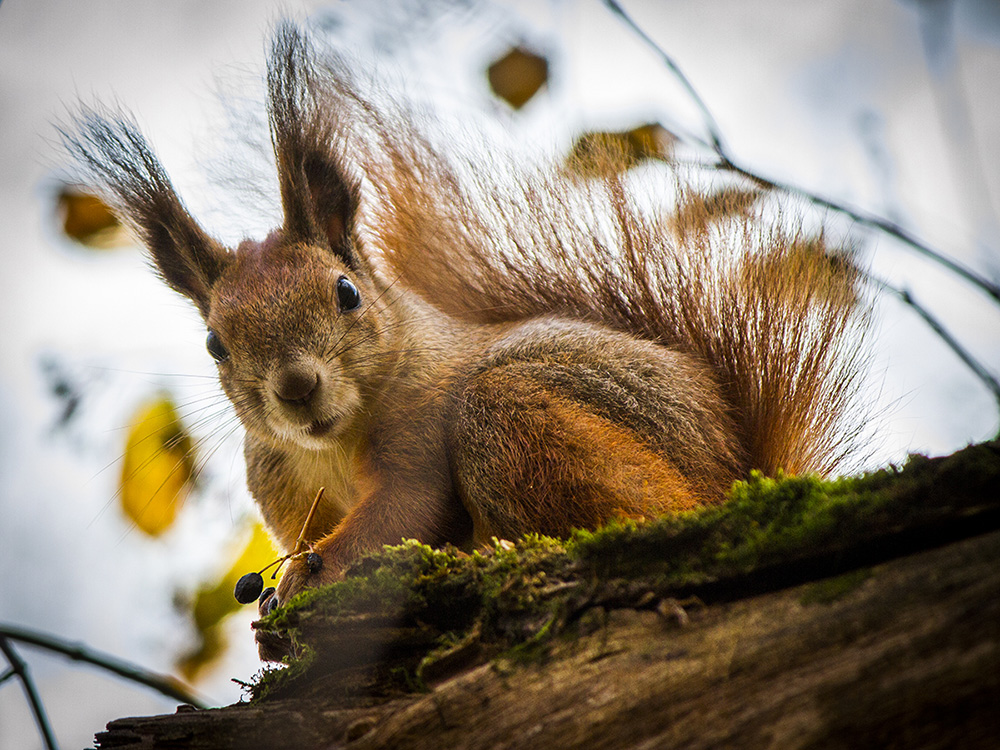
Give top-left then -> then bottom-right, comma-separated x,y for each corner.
1,1 -> 998,747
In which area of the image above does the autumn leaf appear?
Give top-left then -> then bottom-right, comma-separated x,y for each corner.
177,523 -> 281,681
57,185 -> 129,249
739,235 -> 861,309
566,123 -> 678,177
487,46 -> 549,109
667,186 -> 763,240
119,395 -> 194,536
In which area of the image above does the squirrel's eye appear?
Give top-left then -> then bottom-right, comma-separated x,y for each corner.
336,276 -> 362,312
206,330 -> 229,363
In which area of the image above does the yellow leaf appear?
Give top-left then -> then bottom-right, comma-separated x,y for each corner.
119,395 -> 194,536
487,46 -> 549,109
57,185 -> 130,249
566,123 -> 678,178
177,523 -> 281,681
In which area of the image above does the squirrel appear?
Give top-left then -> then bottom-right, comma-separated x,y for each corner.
65,24 -> 867,657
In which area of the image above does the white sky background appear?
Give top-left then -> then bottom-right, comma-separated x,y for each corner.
0,0 -> 998,747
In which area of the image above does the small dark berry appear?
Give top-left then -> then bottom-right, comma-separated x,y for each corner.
234,572 -> 264,604
258,586 -> 276,604
305,552 -> 323,574
265,595 -> 279,614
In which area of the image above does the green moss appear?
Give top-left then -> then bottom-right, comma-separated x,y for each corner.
568,441 -> 1000,588
248,638 -> 318,702
250,440 -> 1000,702
564,471 -> 839,585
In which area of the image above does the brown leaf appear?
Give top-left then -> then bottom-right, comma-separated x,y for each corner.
487,46 -> 549,109
57,185 -> 129,248
668,186 -> 763,239
566,123 -> 678,177
739,235 -> 861,309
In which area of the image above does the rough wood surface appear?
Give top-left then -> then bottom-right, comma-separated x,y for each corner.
95,443 -> 1000,749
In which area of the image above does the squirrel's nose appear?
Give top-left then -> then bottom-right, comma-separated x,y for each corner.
274,366 -> 319,405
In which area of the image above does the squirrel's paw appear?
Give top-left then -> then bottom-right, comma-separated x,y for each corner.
252,551 -> 341,661
252,620 -> 293,662
269,548 -> 342,610
252,585 -> 291,662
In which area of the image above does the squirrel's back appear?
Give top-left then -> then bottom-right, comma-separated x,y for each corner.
305,53 -> 869,480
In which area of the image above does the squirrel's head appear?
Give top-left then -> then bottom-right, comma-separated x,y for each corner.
65,24 -> 397,450
201,233 -> 391,450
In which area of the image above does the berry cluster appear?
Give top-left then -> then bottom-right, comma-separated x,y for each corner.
233,487 -> 326,606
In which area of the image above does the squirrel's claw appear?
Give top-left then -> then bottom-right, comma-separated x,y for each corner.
271,547 -> 341,611
252,587 -> 288,661
252,548 -> 338,660
257,587 -> 279,617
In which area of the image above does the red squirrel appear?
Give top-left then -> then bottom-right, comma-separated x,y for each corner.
65,24 -> 867,656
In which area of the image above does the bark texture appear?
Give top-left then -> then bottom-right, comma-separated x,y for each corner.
95,442 -> 1000,749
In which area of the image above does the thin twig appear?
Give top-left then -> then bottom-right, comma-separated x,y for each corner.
0,635 -> 59,750
262,486 -> 328,581
720,160 -> 1000,304
603,0 -> 726,153
603,0 -> 1000,305
0,624 -> 207,708
869,276 -> 1000,422
293,486 -> 326,555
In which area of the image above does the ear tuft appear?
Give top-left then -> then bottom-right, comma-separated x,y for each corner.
61,107 -> 228,317
267,22 -> 362,270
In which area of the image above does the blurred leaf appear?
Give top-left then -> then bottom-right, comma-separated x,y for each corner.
668,186 -> 763,240
626,123 -> 678,160
57,185 -> 129,248
739,235 -> 861,308
39,355 -> 83,429
566,123 -> 678,177
120,396 -> 194,536
177,523 -> 281,681
487,45 -> 548,109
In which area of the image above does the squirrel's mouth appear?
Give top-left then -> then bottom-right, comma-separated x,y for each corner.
307,417 -> 338,437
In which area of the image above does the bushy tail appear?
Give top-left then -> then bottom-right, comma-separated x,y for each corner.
277,27 -> 871,478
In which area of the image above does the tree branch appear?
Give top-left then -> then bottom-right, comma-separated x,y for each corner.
870,275 -> 1000,427
0,635 -> 59,750
602,0 -> 1000,305
0,624 -> 207,708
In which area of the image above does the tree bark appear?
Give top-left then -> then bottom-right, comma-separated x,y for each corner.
95,443 -> 1000,749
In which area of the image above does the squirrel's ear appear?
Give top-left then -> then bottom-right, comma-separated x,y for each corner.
62,110 -> 228,318
267,23 -> 362,271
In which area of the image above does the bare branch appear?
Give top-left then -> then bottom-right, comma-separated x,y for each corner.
602,0 -> 725,154
868,275 -> 1000,429
0,624 -> 207,709
719,160 -> 1000,304
0,635 -> 59,750
603,0 -> 1000,305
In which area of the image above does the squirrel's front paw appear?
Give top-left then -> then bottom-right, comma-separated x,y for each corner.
252,551 -> 340,661
270,549 -> 340,610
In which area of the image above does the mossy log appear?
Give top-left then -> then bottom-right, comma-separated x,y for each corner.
95,442 -> 1000,749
